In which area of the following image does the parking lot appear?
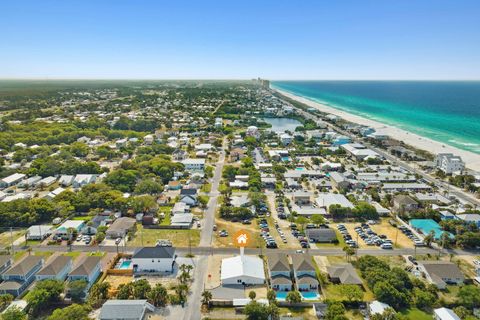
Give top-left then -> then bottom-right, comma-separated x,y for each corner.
336,219 -> 416,249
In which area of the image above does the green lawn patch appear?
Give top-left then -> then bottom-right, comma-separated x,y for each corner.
400,308 -> 433,320
129,224 -> 200,247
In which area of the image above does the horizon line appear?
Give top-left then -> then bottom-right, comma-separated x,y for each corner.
1,78 -> 480,82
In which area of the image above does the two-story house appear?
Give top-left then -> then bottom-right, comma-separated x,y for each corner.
36,255 -> 73,281
292,254 -> 319,292
0,256 -> 43,296
268,254 -> 292,292
132,247 -> 176,275
67,256 -> 102,291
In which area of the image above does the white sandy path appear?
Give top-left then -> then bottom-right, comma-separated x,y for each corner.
275,88 -> 480,172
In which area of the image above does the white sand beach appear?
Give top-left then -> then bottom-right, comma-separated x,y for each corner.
275,88 -> 480,172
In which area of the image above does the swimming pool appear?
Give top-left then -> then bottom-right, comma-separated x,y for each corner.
275,292 -> 288,300
117,260 -> 132,269
301,291 -> 319,300
409,219 -> 452,240
281,157 -> 290,162
295,167 -> 304,171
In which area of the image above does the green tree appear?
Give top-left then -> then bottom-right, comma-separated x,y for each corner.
0,294 -> 13,311
286,290 -> 302,303
201,290 -> 212,308
423,231 -> 435,247
266,289 -> 277,305
249,290 -> 257,300
68,280 -> 88,302
325,301 -> 346,320
310,214 -> 325,225
88,282 -> 110,308
244,301 -> 270,320
132,279 -> 152,299
337,284 -> 363,302
457,285 -> 480,309
134,179 -> 163,195
47,304 -> 90,320
148,283 -> 169,307
342,246 -> 355,262
1,306 -> 27,320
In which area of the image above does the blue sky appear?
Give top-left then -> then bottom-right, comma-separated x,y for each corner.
1,0 -> 479,79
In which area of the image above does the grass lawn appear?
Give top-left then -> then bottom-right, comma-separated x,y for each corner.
213,219 -> 263,248
63,251 -> 82,259
278,307 -> 317,320
13,250 -> 26,261
33,251 -> 54,259
400,308 -> 433,320
158,207 -> 171,225
200,183 -> 212,193
129,224 -> 200,247
323,284 -> 375,302
345,310 -> 365,320
438,285 -> 460,304
0,229 -> 26,247
71,216 -> 92,221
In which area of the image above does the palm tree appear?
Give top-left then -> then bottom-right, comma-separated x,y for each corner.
201,290 -> 213,308
148,284 -> 168,307
343,246 -> 355,262
424,231 -> 435,247
267,289 -> 277,305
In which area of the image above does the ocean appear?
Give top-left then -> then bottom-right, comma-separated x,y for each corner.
271,81 -> 480,154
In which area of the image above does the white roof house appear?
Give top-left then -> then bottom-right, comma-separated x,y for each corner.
0,173 -> 26,188
369,300 -> 392,315
433,308 -> 460,320
315,193 -> 354,209
26,225 -> 53,240
58,175 -> 75,186
170,214 -> 193,227
45,187 -> 65,199
221,255 -> 266,285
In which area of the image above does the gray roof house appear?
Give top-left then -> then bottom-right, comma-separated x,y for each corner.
292,254 -> 318,292
327,263 -> 363,285
418,261 -> 465,289
268,254 -> 293,291
67,256 -> 102,291
99,299 -> 155,320
36,255 -> 73,281
106,217 -> 136,239
0,255 -> 43,296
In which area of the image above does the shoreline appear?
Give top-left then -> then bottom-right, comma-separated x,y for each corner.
273,87 -> 480,172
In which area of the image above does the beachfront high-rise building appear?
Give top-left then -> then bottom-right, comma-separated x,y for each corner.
435,153 -> 465,174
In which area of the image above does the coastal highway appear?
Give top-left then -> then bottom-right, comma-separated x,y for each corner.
289,99 -> 480,208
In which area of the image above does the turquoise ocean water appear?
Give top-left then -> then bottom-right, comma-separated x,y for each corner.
271,81 -> 480,154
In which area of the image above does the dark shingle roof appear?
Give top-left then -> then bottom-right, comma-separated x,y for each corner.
69,256 -> 101,276
306,228 -> 337,242
292,254 -> 315,272
133,246 -> 175,259
36,256 -> 72,276
268,254 -> 290,272
327,263 -> 363,285
2,256 -> 42,276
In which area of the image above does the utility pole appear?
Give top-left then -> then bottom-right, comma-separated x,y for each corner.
10,227 -> 14,256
